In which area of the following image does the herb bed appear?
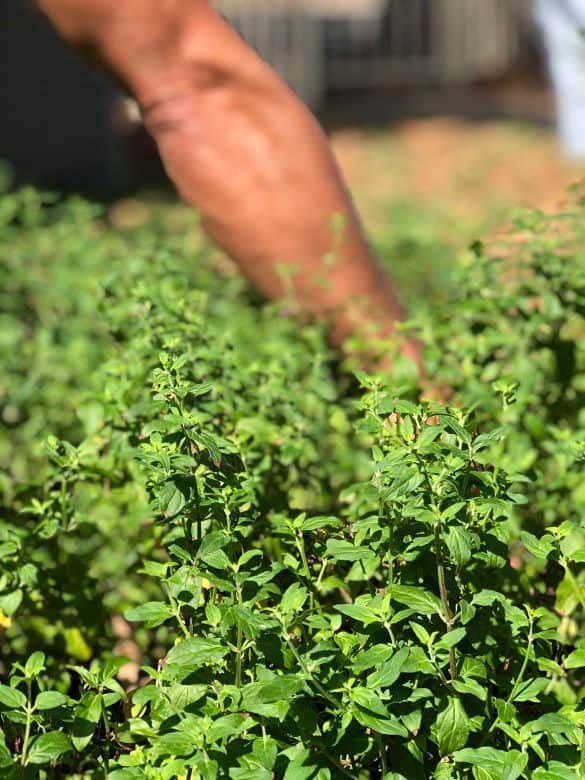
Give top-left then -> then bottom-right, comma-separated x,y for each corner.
0,184 -> 583,778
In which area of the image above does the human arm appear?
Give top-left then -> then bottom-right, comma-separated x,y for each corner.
38,0 -> 423,372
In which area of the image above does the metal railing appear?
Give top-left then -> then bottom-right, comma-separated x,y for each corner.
216,0 -> 534,100
214,0 -> 326,107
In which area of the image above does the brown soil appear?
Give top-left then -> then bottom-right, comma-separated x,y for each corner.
330,117 -> 585,235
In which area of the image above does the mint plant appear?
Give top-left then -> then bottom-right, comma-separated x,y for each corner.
0,183 -> 584,777
427,185 -> 585,534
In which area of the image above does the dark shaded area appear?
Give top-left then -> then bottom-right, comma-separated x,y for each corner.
0,1 -> 129,196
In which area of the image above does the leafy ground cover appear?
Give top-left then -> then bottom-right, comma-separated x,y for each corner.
0,157 -> 584,776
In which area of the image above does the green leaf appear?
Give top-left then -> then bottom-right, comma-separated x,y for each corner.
197,531 -> 228,558
207,713 -> 250,743
64,627 -> 92,662
528,713 -> 579,737
282,748 -> 322,780
472,590 -> 504,607
565,648 -> 585,669
237,549 -> 263,569
245,736 -> 278,772
454,747 -> 527,780
435,697 -> 470,756
158,481 -> 187,519
520,531 -> 554,560
451,678 -> 487,702
140,560 -> 169,578
0,589 -> 23,616
435,627 -> 466,650
35,691 -> 69,710
460,657 -> 487,680
351,687 -> 390,717
354,708 -> 409,738
131,685 -> 163,708
556,573 -> 582,615
0,685 -> 26,709
533,762 -> 581,780
200,548 -> 231,570
165,683 -> 207,711
325,539 -> 376,562
280,584 -> 309,616
108,770 -> 147,780
242,676 -> 305,710
335,603 -> 381,625
443,416 -> 471,444
511,677 -> 547,702
351,689 -> 408,737
231,605 -> 274,639
494,698 -> 516,723
390,585 -> 444,617
499,751 -> 529,780
409,622 -> 431,644
71,693 -> 103,751
445,527 -> 473,567
165,637 -> 228,675
300,516 -> 342,532
24,651 -> 46,678
125,601 -> 172,627
190,381 -> 214,397
352,644 -> 394,673
150,731 -> 194,758
231,767 -> 272,780
192,430 -> 221,464
27,732 -> 71,765
0,741 -> 14,769
0,542 -> 18,559
239,699 -> 289,721
441,502 -> 468,521
459,599 -> 476,625
366,647 -> 409,689
537,657 -> 564,676
401,646 -> 435,674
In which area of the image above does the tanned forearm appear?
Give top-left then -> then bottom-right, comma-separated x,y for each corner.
38,0 -> 422,372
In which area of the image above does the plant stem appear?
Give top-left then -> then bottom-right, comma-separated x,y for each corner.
434,520 -> 457,681
383,620 -> 397,649
282,631 -> 342,712
166,586 -> 190,638
315,559 -> 327,590
295,531 -> 311,580
235,584 -> 244,687
506,613 -> 534,707
428,644 -> 451,689
486,612 -> 535,741
235,625 -> 243,688
417,453 -> 458,681
375,733 -> 388,776
21,680 -> 32,767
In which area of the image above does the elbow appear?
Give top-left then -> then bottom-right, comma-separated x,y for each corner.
139,7 -> 272,137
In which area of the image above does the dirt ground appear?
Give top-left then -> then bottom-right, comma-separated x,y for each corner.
330,116 -> 585,237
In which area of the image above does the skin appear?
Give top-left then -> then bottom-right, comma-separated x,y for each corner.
38,0 -> 424,375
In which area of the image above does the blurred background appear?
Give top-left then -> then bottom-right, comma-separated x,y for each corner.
1,0 -> 584,253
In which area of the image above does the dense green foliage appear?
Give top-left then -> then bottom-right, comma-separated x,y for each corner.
0,184 -> 584,778
430,197 -> 585,532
